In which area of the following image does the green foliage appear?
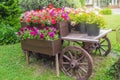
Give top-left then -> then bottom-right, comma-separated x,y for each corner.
75,13 -> 89,24
0,23 -> 19,45
107,58 -> 120,80
0,0 -> 22,26
79,0 -> 85,7
99,8 -> 112,15
19,0 -> 84,11
69,12 -> 88,22
86,12 -> 106,28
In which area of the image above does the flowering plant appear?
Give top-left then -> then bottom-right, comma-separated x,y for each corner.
20,5 -> 69,27
17,26 -> 59,41
86,12 -> 106,28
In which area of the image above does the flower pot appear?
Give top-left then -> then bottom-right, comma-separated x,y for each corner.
78,23 -> 87,34
21,39 -> 62,56
86,24 -> 100,36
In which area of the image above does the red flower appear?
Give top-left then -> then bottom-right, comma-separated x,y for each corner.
48,4 -> 54,9
41,23 -> 45,27
33,20 -> 37,23
27,18 -> 31,22
51,18 -> 56,25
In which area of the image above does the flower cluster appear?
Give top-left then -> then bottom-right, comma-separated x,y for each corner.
17,26 -> 59,41
20,5 -> 69,27
68,7 -> 106,28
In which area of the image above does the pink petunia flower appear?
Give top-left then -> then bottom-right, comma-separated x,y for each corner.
40,33 -> 44,39
48,32 -> 55,38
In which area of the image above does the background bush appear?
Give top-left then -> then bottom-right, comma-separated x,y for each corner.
107,58 -> 120,80
0,23 -> 19,45
99,8 -> 112,15
0,0 -> 22,26
19,0 -> 84,11
0,0 -> 22,45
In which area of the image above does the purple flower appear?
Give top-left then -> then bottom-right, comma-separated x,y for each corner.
20,27 -> 24,32
26,26 -> 31,30
51,27 -> 56,33
45,27 -> 49,30
62,13 -> 69,20
48,32 -> 55,38
30,27 -> 35,31
49,9 -> 54,16
17,32 -> 21,36
30,31 -> 37,36
40,33 -> 44,39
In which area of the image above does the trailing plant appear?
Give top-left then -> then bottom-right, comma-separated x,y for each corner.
17,26 -> 59,41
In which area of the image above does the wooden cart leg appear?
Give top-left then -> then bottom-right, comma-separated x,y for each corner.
25,51 -> 30,65
55,54 -> 59,77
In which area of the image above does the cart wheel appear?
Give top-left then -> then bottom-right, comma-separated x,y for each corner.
93,36 -> 111,56
60,46 -> 93,80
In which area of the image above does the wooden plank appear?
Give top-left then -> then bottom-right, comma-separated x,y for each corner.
94,29 -> 112,39
55,54 -> 59,77
25,51 -> 29,65
62,29 -> 112,43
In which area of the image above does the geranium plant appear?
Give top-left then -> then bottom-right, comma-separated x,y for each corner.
17,26 -> 59,41
20,5 -> 69,27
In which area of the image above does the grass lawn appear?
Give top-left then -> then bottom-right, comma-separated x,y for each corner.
0,14 -> 120,80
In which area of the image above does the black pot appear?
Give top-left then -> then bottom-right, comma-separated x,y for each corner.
78,23 -> 87,34
86,24 -> 100,36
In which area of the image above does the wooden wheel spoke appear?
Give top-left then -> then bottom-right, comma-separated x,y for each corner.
94,48 -> 98,54
62,62 -> 70,65
63,55 -> 71,61
74,53 -> 77,59
66,67 -> 71,72
68,51 -> 73,59
100,39 -> 106,44
100,47 -> 106,52
79,67 -> 87,74
98,48 -> 101,55
77,55 -> 84,61
101,44 -> 108,47
79,62 -> 88,66
77,70 -> 85,80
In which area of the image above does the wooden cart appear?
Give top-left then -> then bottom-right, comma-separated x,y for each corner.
21,22 -> 112,80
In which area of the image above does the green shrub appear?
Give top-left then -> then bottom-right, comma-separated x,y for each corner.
0,0 -> 22,26
99,8 -> 112,15
107,58 -> 120,80
0,23 -> 19,45
19,0 -> 83,11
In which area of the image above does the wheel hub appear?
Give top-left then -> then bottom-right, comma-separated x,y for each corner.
70,60 -> 79,68
95,43 -> 101,48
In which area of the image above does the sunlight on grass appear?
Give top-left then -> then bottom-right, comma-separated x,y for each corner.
104,14 -> 120,30
0,43 -> 74,80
